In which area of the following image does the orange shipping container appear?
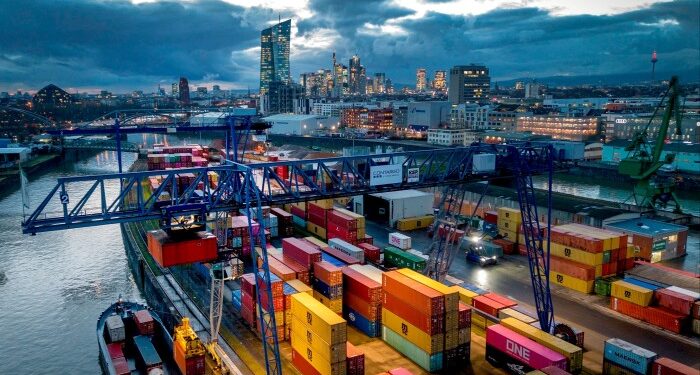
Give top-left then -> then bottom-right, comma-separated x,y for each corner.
382,271 -> 445,317
550,255 -> 595,281
313,261 -> 343,286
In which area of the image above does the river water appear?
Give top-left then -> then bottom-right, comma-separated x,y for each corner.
0,139 -> 697,373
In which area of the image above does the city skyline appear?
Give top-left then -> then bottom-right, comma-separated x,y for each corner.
0,0 -> 697,93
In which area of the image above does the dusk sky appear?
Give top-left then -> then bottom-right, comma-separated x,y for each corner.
0,0 -> 697,93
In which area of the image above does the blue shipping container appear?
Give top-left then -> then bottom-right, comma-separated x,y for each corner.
283,282 -> 298,297
313,278 -> 343,299
604,338 -> 657,375
462,283 -> 488,295
344,306 -> 379,338
133,335 -> 162,368
231,290 -> 242,311
623,276 -> 664,291
321,253 -> 346,267
382,326 -> 443,372
292,215 -> 306,228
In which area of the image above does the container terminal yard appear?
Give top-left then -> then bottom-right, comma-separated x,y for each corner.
6,96 -> 697,375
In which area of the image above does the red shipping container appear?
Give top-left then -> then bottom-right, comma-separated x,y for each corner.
327,225 -> 358,242
146,230 -> 218,268
291,348 -> 322,375
133,310 -> 155,336
344,291 -> 381,321
484,211 -> 498,224
270,207 -> 293,223
493,239 -> 516,255
112,356 -> 131,375
343,267 -> 382,303
241,290 -> 255,310
240,304 -> 256,328
483,293 -> 517,309
601,261 -> 618,276
358,243 -> 381,263
322,246 -> 361,265
458,302 -> 472,329
240,273 -> 256,296
610,297 -> 646,320
290,205 -> 306,219
644,306 -> 686,334
693,302 -> 700,320
651,357 -> 697,375
308,202 -> 329,218
259,291 -> 284,313
359,234 -> 374,245
328,210 -> 358,230
383,289 -> 444,335
262,257 -> 296,281
655,288 -> 696,316
382,271 -> 444,316
518,244 -> 528,256
307,211 -> 326,227
256,273 -> 283,297
313,261 -> 343,286
107,343 -> 125,359
610,248 -> 620,262
277,254 -> 311,285
473,295 -> 505,317
282,238 -> 322,268
346,342 -> 365,375
550,256 -> 595,281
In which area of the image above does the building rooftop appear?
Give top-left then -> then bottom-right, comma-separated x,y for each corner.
262,114 -> 320,121
605,217 -> 687,237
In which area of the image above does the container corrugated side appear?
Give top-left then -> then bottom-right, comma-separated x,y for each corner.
290,337 -> 346,375
290,317 -> 347,363
382,326 -> 443,372
291,293 -> 347,345
382,308 -> 444,354
611,281 -> 654,306
396,268 -> 459,311
652,357 -> 698,375
550,242 -> 604,266
383,289 -> 444,335
486,325 -> 568,371
449,285 -> 479,305
550,270 -> 595,294
343,305 -> 380,338
498,308 -> 538,324
291,347 -> 322,375
382,270 -> 444,316
604,338 -> 657,375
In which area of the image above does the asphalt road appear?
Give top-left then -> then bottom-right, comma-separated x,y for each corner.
364,221 -> 700,370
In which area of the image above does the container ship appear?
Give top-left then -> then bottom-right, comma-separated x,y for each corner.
97,297 -> 175,375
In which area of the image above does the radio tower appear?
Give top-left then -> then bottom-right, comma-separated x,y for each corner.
651,50 -> 658,82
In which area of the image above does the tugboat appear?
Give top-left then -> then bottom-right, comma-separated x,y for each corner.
97,296 -> 175,374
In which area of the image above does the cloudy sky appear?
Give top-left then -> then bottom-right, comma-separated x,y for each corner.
0,0 -> 697,93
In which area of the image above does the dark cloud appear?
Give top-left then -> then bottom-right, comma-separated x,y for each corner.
0,0 -> 697,92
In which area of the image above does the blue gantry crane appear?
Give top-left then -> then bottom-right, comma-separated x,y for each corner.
21,132 -> 574,372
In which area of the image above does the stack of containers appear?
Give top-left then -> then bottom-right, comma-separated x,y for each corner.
329,238 -> 365,264
471,294 -> 512,337
497,207 -> 521,253
241,206 -> 279,238
546,224 -> 628,294
240,274 -> 257,328
313,261 -> 344,314
302,237 -> 360,266
326,209 -> 359,244
342,267 -> 382,337
500,318 -> 583,373
485,324 -> 568,374
290,292 -> 348,375
288,202 -> 308,229
346,342 -> 365,375
270,207 -> 294,237
226,216 -> 259,258
357,243 -> 381,263
337,208 -> 369,244
173,318 -> 206,375
307,200 -> 332,239
282,238 -> 322,284
603,338 -> 657,375
381,270 -> 445,372
256,272 -> 286,341
609,280 -> 654,321
106,342 -> 130,375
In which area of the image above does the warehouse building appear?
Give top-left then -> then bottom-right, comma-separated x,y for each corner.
604,218 -> 688,263
263,114 -> 338,136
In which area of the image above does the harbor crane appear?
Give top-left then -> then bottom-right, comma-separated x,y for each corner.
22,118 -> 577,372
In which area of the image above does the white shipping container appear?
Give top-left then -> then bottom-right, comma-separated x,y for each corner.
666,286 -> 700,300
328,238 -> 365,262
407,249 -> 429,260
389,232 -> 411,250
269,214 -> 278,227
472,153 -> 496,173
348,264 -> 383,285
106,315 -> 126,342
372,190 -> 434,227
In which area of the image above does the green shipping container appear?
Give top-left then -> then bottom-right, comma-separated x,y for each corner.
382,326 -> 443,372
384,246 -> 426,271
594,278 -> 611,296
603,250 -> 612,264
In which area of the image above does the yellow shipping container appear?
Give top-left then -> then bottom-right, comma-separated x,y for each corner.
304,236 -> 328,249
500,317 -> 583,373
472,325 -> 485,337
396,218 -> 417,231
397,268 -> 459,311
498,207 -> 522,223
550,270 -> 594,294
610,280 -> 654,306
310,199 -> 334,210
291,317 -> 347,363
287,279 -> 312,295
290,337 -> 346,375
382,309 -> 444,354
444,328 -> 459,350
356,226 -> 365,240
550,243 -> 604,266
497,217 -> 521,232
313,290 -> 343,314
306,222 -> 327,239
612,236 -> 620,250
472,313 -> 486,329
291,293 -> 347,345
595,265 -> 603,278
498,308 -> 538,324
626,244 -> 637,259
448,285 -> 479,305
499,229 -> 519,243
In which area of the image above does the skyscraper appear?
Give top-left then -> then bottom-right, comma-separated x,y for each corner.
260,19 -> 291,95
349,55 -> 361,94
373,73 -> 386,94
416,68 -> 427,92
432,70 -> 446,92
448,64 -> 490,104
178,77 -> 190,104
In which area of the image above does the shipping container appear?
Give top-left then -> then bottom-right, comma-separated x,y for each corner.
291,293 -> 347,345
389,233 -> 412,250
290,338 -> 346,375
604,338 -> 657,375
382,308 -> 444,354
666,286 -> 700,301
133,310 -> 155,336
112,356 -> 130,375
313,290 -> 343,314
357,243 -> 381,263
549,243 -> 604,266
146,230 -> 218,268
384,289 -> 444,335
343,305 -> 380,338
348,264 -> 384,285
500,318 -> 583,373
611,281 -> 654,306
382,271 -> 444,316
314,261 -> 343,286
329,238 -> 365,263
458,302 -> 472,329
287,279 -> 313,295
283,238 -> 323,268
344,291 -> 380,321
498,308 -> 538,324
133,335 -> 162,370
382,326 -> 443,372
623,276 -> 663,291
396,215 -> 434,231
644,306 -> 687,334
368,190 -> 434,227
655,288 -> 697,315
346,342 -> 365,375
106,315 -> 126,343
342,267 -> 382,303
484,293 -> 518,309
652,357 -> 698,375
550,256 -> 596,281
449,285 -> 479,305
396,268 -> 459,311
486,325 -> 568,371
383,246 -> 426,271
291,317 -> 347,363
550,270 -> 595,294
610,297 -> 646,321
313,277 -> 344,300
473,295 -> 506,317
323,246 -> 362,265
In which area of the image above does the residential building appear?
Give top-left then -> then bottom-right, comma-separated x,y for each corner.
517,115 -> 601,141
406,101 -> 450,131
524,82 -> 541,99
432,70 -> 446,92
312,102 -> 357,117
450,104 -> 490,130
178,77 -> 190,104
365,108 -> 393,131
259,19 -> 291,94
427,128 -> 467,146
392,105 -> 408,128
341,107 -> 366,127
416,68 -> 427,92
448,64 -> 490,104
488,104 -> 529,132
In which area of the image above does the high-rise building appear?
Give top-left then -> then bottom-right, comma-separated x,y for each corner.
448,64 -> 490,104
524,82 -> 541,99
349,55 -> 362,94
373,73 -> 386,94
171,83 -> 179,97
259,19 -> 291,95
261,81 -> 305,115
432,70 -> 446,92
178,77 -> 190,104
416,68 -> 427,92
